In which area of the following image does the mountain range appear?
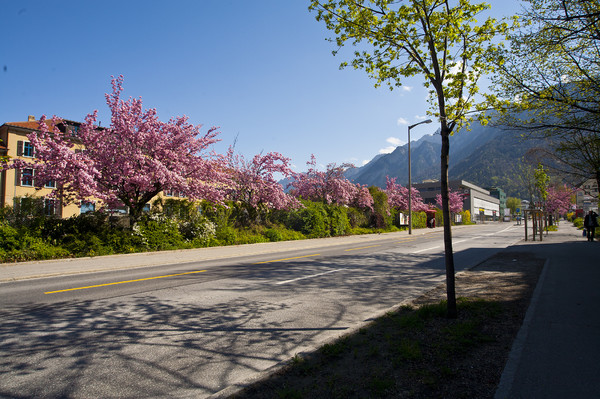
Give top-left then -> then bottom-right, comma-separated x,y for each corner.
345,120 -> 547,199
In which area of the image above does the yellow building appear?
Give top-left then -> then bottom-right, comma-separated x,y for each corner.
0,116 -> 87,218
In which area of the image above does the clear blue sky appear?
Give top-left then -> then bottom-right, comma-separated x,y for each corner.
0,0 -> 521,172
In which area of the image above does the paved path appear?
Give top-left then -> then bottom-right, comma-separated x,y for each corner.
496,223 -> 600,398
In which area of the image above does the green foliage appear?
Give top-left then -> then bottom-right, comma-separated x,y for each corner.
506,197 -> 521,214
264,226 -> 305,242
285,201 -> 328,238
573,217 -> 584,229
133,215 -> 187,251
0,220 -> 70,262
492,1 -> 600,189
534,163 -> 550,201
368,186 -> 391,229
214,225 -> 238,246
309,0 -> 511,129
459,210 -> 475,225
0,195 -> 446,263
0,222 -> 20,251
327,205 -> 350,236
411,211 -> 428,229
179,216 -> 216,245
347,206 -> 369,228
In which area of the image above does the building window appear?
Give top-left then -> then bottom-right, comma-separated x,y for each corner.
44,199 -> 58,216
80,201 -> 95,214
21,169 -> 34,186
45,180 -> 56,189
23,142 -> 34,157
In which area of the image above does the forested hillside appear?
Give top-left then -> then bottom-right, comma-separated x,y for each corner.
346,121 -> 547,199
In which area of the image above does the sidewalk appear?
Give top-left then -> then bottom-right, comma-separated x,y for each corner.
495,223 -> 600,398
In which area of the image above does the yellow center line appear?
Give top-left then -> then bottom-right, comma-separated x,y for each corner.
344,245 -> 381,251
44,270 -> 207,294
254,254 -> 321,264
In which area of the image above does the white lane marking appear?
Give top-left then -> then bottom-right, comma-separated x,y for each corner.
275,268 -> 346,285
484,225 -> 515,236
413,246 -> 442,254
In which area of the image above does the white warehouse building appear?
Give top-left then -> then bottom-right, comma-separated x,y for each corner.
413,179 -> 501,222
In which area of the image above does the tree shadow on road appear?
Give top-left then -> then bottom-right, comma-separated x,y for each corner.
0,245 -> 510,398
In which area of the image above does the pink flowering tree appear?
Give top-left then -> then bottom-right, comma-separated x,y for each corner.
353,184 -> 374,211
11,76 -> 229,226
384,176 -> 429,211
545,184 -> 574,215
226,147 -> 300,223
436,188 -> 465,213
290,155 -> 358,206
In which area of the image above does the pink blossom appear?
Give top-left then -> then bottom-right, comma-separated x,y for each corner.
10,76 -> 230,225
354,184 -> 374,211
384,176 -> 429,211
226,147 -> 300,211
545,184 -> 574,215
435,188 -> 465,213
290,155 -> 358,206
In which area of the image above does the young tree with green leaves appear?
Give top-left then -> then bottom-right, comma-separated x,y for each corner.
492,0 -> 600,199
534,163 -> 550,203
309,0 -> 511,317
506,196 -> 521,215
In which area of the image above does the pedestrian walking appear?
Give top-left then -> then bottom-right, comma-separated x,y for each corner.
583,210 -> 599,242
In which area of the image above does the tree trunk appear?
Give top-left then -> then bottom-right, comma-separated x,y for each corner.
440,127 -> 457,318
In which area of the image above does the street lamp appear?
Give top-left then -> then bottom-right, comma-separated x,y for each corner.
408,119 -> 433,234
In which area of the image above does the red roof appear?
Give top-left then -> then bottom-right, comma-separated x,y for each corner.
6,120 -> 53,130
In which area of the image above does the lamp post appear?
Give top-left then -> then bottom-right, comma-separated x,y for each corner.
408,119 -> 433,234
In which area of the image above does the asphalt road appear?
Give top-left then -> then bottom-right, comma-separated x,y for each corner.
0,223 -> 523,398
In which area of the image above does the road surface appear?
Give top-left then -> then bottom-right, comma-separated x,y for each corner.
1,223 -> 522,398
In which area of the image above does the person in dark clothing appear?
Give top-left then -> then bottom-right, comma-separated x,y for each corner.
583,210 -> 599,242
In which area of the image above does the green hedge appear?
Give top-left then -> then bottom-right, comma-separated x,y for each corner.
0,197 -> 452,263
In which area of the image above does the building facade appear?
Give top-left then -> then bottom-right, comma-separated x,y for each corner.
0,116 -> 83,217
413,179 -> 501,222
576,178 -> 599,213
487,187 -> 507,217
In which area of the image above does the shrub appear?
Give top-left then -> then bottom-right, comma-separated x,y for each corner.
0,222 -> 20,251
235,227 -> 269,244
347,206 -> 369,228
296,201 -> 329,237
368,186 -> 391,228
411,211 -> 427,229
179,216 -> 216,245
264,228 -> 283,242
215,225 -> 238,246
327,205 -> 350,236
133,215 -> 186,251
460,210 -> 474,225
0,234 -> 69,262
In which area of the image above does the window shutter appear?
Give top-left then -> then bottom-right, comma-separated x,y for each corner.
17,141 -> 23,157
15,169 -> 21,186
